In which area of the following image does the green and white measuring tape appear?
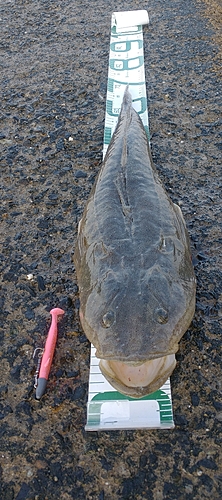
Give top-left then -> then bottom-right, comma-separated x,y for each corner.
86,11 -> 174,431
103,10 -> 150,159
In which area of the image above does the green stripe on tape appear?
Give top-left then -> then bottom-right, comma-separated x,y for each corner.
88,390 -> 174,427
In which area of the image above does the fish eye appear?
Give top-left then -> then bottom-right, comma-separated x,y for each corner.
101,311 -> 115,328
154,307 -> 168,324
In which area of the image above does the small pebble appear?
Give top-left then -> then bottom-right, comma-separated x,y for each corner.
27,274 -> 34,280
37,275 -> 46,291
75,170 -> 87,179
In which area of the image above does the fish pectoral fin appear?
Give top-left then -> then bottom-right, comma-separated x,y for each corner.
173,203 -> 191,248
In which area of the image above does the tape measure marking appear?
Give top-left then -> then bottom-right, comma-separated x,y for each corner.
103,14 -> 149,159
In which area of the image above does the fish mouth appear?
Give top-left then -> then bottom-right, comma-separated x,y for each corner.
99,354 -> 176,398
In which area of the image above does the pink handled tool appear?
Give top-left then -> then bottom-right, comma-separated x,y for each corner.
35,308 -> 64,399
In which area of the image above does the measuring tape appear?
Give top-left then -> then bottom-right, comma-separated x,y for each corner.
103,10 -> 150,158
86,11 -> 174,431
86,346 -> 174,431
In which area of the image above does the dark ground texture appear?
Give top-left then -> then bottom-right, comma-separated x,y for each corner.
0,0 -> 221,499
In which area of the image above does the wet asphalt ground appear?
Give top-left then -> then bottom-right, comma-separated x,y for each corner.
0,0 -> 221,499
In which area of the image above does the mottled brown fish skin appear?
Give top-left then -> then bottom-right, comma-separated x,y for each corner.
74,87 -> 196,369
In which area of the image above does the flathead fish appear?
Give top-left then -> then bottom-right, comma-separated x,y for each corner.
74,87 -> 196,398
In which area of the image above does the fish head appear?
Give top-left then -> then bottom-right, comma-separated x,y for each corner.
79,259 -> 195,398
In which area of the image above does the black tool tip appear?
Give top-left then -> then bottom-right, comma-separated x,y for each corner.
35,378 -> 47,399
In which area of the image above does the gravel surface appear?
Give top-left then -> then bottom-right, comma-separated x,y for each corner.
0,1 -> 221,499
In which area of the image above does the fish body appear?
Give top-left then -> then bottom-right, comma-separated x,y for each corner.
74,87 -> 196,398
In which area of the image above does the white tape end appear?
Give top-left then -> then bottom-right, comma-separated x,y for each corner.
114,10 -> 149,29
